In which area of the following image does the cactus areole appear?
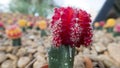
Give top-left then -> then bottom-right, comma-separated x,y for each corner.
49,7 -> 93,68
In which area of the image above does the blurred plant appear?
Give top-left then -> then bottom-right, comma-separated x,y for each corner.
38,20 -> 47,37
94,22 -> 100,29
6,25 -> 22,46
113,24 -> 120,37
7,19 -> 13,25
49,7 -> 93,68
9,0 -> 54,17
0,22 -> 4,31
94,21 -> 105,30
99,21 -> 105,27
104,18 -> 116,32
18,19 -> 27,32
27,22 -> 34,29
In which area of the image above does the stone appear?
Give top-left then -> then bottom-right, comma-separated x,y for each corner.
0,52 -> 7,63
108,43 -> 120,65
98,55 -> 118,67
16,48 -> 27,56
93,43 -> 107,53
33,61 -> 46,68
84,57 -> 93,68
1,60 -> 14,68
6,46 -> 14,52
36,55 -> 46,63
83,48 -> 90,55
37,46 -> 46,54
6,54 -> 17,60
0,46 -> 6,51
74,55 -> 85,68
17,57 -> 31,68
27,48 -> 37,54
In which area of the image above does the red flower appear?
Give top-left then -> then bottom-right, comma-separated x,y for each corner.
0,22 -> 4,27
51,7 -> 93,47
99,21 -> 105,27
114,24 -> 120,32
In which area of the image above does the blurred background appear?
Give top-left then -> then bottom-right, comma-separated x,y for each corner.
0,0 -> 119,20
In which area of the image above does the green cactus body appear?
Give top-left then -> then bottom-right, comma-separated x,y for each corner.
97,27 -> 102,30
28,26 -> 33,29
48,45 -> 75,68
107,28 -> 113,33
0,27 -> 4,31
22,27 -> 26,32
113,32 -> 120,37
36,27 -> 40,30
12,38 -> 21,46
41,30 -> 47,37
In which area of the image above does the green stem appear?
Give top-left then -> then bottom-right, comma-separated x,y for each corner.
48,45 -> 75,68
22,27 -> 26,32
113,32 -> 120,37
12,38 -> 21,46
36,27 -> 40,30
41,30 -> 47,37
28,26 -> 33,29
107,28 -> 113,33
0,27 -> 4,31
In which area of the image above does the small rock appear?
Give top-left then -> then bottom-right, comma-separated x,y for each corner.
108,43 -> 120,65
83,48 -> 90,55
37,46 -> 46,54
0,52 -> 7,63
17,57 -> 31,68
84,57 -> 93,68
93,43 -> 107,53
27,48 -> 37,54
0,46 -> 6,51
74,55 -> 85,68
33,61 -> 46,68
36,55 -> 46,63
6,46 -> 14,52
16,48 -> 27,56
98,55 -> 118,67
1,60 -> 14,68
6,54 -> 17,60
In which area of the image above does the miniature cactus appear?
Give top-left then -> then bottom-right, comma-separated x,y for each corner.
35,21 -> 40,30
38,20 -> 47,37
6,25 -> 22,46
27,22 -> 34,29
18,19 -> 27,32
94,22 -> 100,29
49,7 -> 93,68
113,24 -> 120,37
7,20 -> 13,25
104,18 -> 116,32
94,21 -> 105,30
0,22 -> 4,31
99,21 -> 105,27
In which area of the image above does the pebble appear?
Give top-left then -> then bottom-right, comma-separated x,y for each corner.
17,57 -> 31,68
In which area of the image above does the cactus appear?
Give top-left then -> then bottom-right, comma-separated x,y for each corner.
113,24 -> 120,37
38,20 -> 47,37
94,22 -> 100,29
0,22 -> 4,31
6,24 -> 22,46
49,7 -> 93,68
94,21 -> 105,30
27,22 -> 33,29
48,46 -> 75,68
104,18 -> 116,32
18,19 -> 27,32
